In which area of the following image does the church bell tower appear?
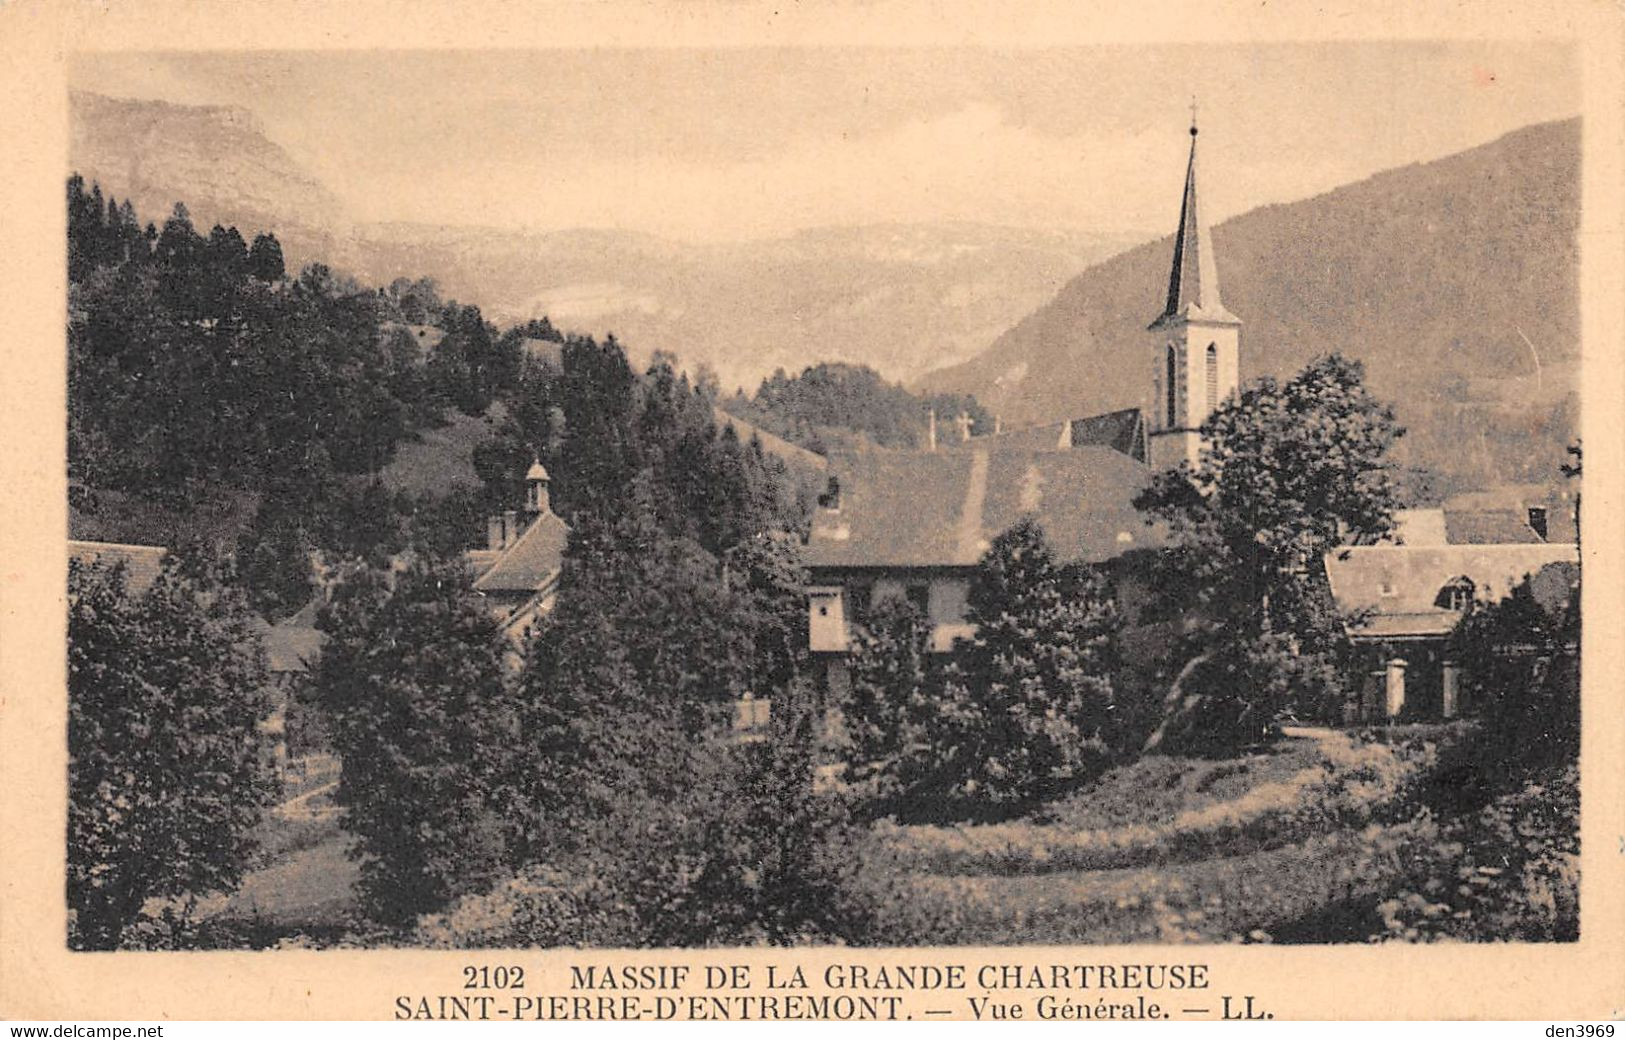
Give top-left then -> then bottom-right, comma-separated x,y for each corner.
1148,113 -> 1241,471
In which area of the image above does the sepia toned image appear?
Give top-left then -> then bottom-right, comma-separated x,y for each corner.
4,0 -> 1623,1022
54,38 -> 1587,953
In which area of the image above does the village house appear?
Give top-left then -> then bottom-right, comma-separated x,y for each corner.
1323,502 -> 1579,721
465,459 -> 570,653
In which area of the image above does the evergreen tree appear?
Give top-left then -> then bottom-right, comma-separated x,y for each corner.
246,232 -> 286,282
839,595 -> 941,818
941,517 -> 1119,813
68,556 -> 276,948
840,519 -> 1119,822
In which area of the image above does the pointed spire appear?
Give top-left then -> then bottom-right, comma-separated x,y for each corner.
1151,113 -> 1239,328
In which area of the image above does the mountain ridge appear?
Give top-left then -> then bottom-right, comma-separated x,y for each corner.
915,118 -> 1581,491
68,90 -> 1142,390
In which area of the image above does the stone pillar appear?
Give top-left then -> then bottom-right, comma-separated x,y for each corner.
1441,662 -> 1460,719
1384,657 -> 1409,720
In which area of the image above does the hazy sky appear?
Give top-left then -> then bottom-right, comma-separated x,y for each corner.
71,43 -> 1578,240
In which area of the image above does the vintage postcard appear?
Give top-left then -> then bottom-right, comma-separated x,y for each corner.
2,0 -> 1622,1023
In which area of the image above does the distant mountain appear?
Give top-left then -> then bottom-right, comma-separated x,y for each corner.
70,91 -> 353,267
68,91 -> 1142,391
348,221 -> 1145,391
915,120 -> 1581,491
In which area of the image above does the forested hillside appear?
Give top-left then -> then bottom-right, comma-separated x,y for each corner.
67,177 -> 809,618
725,362 -> 992,455
917,119 -> 1581,493
70,91 -> 1141,392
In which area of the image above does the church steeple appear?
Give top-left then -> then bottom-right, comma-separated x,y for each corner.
1152,114 -> 1238,329
1147,112 -> 1242,472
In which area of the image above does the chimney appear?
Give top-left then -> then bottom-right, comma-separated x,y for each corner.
1527,506 -> 1549,541
503,509 -> 518,544
927,409 -> 937,453
994,414 -> 1002,435
487,514 -> 507,551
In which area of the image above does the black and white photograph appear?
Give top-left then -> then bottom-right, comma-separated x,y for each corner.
51,38 -> 1592,958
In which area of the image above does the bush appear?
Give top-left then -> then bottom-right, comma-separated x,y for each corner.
1360,764 -> 1578,942
1146,631 -> 1347,756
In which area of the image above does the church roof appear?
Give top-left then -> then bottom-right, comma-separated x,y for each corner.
806,447 -> 1161,569
472,512 -> 570,593
1151,125 -> 1239,329
938,408 -> 1148,464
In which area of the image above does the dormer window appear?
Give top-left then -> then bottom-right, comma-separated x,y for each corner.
818,476 -> 841,511
1437,576 -> 1476,611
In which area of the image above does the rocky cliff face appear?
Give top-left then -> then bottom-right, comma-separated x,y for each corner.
70,91 -> 352,264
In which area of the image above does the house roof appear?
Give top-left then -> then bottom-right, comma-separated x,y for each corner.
1323,543 -> 1579,639
1444,509 -> 1543,545
806,446 -> 1160,569
68,539 -> 167,595
472,512 -> 570,593
1151,125 -> 1239,329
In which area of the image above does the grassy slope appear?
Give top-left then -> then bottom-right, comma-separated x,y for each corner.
864,728 -> 1470,944
376,402 -> 505,497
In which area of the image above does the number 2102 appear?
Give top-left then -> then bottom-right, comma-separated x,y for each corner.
464,965 -> 525,990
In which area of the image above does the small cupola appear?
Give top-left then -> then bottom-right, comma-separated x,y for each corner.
524,458 -> 551,516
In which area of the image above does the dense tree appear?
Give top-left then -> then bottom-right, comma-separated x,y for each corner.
840,518 -> 1120,822
246,232 -> 286,282
312,557 -> 520,924
940,518 -> 1120,813
1134,354 -> 1402,750
68,556 -> 277,948
1450,565 -> 1580,768
839,595 -> 941,817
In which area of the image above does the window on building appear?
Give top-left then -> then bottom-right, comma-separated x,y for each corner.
1206,343 -> 1219,411
905,583 -> 930,615
818,476 -> 841,510
1166,345 -> 1178,426
1436,576 -> 1476,611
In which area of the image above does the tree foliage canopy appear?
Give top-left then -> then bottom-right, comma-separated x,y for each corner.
68,555 -> 276,948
